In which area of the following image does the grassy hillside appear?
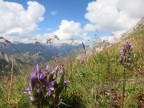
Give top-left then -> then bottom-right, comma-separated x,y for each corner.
0,19 -> 144,108
64,19 -> 144,108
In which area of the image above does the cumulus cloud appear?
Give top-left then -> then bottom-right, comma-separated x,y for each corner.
0,0 -> 45,41
54,20 -> 83,40
85,0 -> 144,31
100,30 -> 125,43
84,0 -> 144,42
119,0 -> 144,18
84,23 -> 97,32
35,20 -> 90,44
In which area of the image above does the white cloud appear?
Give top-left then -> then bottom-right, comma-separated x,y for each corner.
84,0 -> 144,43
51,10 -> 57,16
84,0 -> 144,34
54,20 -> 83,40
84,24 -> 97,32
100,30 -> 125,43
119,0 -> 144,18
35,20 -> 91,44
0,0 -> 45,41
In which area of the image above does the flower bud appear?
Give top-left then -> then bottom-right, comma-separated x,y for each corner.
35,64 -> 41,73
59,67 -> 64,76
30,96 -> 35,104
128,58 -> 131,61
63,80 -> 70,86
49,66 -> 59,81
118,57 -> 123,62
46,65 -> 50,74
38,73 -> 45,81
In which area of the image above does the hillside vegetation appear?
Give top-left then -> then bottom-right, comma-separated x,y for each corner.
0,18 -> 144,108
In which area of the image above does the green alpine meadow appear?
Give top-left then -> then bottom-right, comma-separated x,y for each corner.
0,0 -> 144,108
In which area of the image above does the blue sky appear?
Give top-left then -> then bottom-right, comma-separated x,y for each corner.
1,0 -> 144,44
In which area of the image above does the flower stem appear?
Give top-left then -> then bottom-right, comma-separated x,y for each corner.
122,67 -> 126,108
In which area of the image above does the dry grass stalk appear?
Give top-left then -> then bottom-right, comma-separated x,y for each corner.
8,55 -> 14,103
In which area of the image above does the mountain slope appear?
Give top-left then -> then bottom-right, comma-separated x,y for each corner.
0,52 -> 31,77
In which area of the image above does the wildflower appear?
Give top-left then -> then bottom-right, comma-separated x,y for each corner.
59,66 -> 64,76
128,58 -> 131,62
118,41 -> 133,108
29,96 -> 35,104
24,85 -> 32,95
118,56 -> 123,62
63,80 -> 70,86
118,41 -> 132,65
46,65 -> 50,74
35,64 -> 41,73
24,64 -> 69,107
46,85 -> 54,96
49,66 -> 59,81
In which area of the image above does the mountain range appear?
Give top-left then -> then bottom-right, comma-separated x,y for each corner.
0,42 -> 83,63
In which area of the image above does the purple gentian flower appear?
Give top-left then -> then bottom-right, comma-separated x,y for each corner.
46,86 -> 54,96
24,86 -> 32,95
30,96 -> 35,104
35,64 -> 41,73
24,64 -> 68,107
30,73 -> 37,81
51,80 -> 57,87
63,80 -> 70,86
46,80 -> 55,96
30,73 -> 37,89
118,41 -> 133,65
37,73 -> 45,81
118,57 -> 123,62
49,66 -> 59,80
59,66 -> 65,76
128,58 -> 131,61
46,65 -> 50,74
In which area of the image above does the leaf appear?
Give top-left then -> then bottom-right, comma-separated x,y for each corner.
61,101 -> 71,106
